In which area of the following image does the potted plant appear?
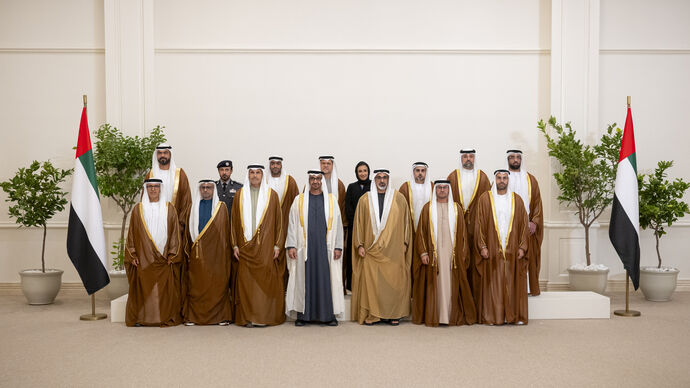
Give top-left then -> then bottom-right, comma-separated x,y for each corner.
637,160 -> 690,301
1,161 -> 72,304
538,117 -> 622,293
92,124 -> 165,299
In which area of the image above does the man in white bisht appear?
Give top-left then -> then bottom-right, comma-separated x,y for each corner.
285,170 -> 344,326
398,162 -> 433,231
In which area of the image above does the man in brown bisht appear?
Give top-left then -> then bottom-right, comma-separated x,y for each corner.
318,156 -> 347,226
506,149 -> 544,296
231,164 -> 285,327
352,169 -> 412,326
474,170 -> 529,325
266,156 -> 300,290
146,144 -> 192,234
183,180 -> 232,326
447,149 -> 491,294
125,178 -> 183,327
412,180 -> 476,327
398,162 -> 433,232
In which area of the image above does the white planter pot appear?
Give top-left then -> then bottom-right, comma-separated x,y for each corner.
19,269 -> 63,305
106,271 -> 129,300
639,267 -> 679,302
568,267 -> 609,294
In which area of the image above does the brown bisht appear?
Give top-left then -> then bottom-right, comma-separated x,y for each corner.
473,191 -> 529,325
124,203 -> 182,327
351,191 -> 412,324
413,202 -> 477,327
230,189 -> 285,326
146,168 -> 192,312
447,168 -> 491,293
275,175 -> 300,290
525,173 -> 544,295
184,202 -> 233,325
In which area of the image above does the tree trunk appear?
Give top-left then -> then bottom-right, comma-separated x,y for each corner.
655,230 -> 662,269
41,224 -> 47,273
584,224 -> 591,267
117,207 -> 131,271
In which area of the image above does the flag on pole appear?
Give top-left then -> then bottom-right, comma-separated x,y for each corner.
67,102 -> 110,294
609,102 -> 640,289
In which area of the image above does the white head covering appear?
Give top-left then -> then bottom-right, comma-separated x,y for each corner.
369,169 -> 394,244
300,170 -> 332,260
319,156 -> 340,199
459,149 -> 478,208
409,162 -> 432,228
141,179 -> 168,254
506,149 -> 530,215
241,164 -> 270,242
188,180 -> 220,241
267,156 -> 287,201
150,143 -> 177,204
492,170 -> 513,251
429,180 -> 457,250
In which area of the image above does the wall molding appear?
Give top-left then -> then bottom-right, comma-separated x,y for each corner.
600,48 -> 690,55
154,48 -> 551,55
1,220 -> 687,230
0,48 -> 104,54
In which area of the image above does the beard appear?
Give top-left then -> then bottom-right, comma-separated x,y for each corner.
377,184 -> 387,191
158,157 -> 170,166
463,161 -> 474,169
496,183 -> 508,191
509,162 -> 521,170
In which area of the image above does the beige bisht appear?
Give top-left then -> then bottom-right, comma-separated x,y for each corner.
284,173 -> 345,320
351,170 -> 413,324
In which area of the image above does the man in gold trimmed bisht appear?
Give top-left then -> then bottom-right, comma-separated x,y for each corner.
351,169 -> 412,326
412,180 -> 476,327
183,179 -> 232,326
125,178 -> 183,327
474,170 -> 529,325
285,170 -> 344,326
230,165 -> 285,327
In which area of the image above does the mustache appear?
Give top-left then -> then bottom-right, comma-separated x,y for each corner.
158,157 -> 170,165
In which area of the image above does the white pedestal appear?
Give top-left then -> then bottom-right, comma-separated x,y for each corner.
529,291 -> 610,319
110,294 -> 128,323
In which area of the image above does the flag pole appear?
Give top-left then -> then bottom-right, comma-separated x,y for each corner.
79,94 -> 108,322
614,95 -> 641,318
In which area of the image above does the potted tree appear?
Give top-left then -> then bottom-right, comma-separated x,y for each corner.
93,124 -> 165,299
1,161 -> 72,304
538,117 -> 622,294
638,160 -> 690,301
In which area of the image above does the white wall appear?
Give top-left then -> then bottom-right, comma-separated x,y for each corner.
0,0 -> 688,289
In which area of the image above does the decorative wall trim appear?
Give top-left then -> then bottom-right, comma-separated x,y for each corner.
154,48 -> 551,55
0,48 -> 105,54
546,280 -> 690,292
1,220 -> 686,230
600,49 -> 690,55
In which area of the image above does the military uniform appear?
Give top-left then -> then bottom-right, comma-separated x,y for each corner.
216,178 -> 242,225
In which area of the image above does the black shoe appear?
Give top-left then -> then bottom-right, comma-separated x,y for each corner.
326,319 -> 338,327
244,322 -> 254,328
295,319 -> 306,327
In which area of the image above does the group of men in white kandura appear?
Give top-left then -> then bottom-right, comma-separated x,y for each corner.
124,144 -> 543,328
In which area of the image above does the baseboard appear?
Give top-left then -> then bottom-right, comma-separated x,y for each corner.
0,282 -> 90,296
2,280 -> 689,296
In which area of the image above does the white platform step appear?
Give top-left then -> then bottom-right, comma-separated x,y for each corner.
110,294 -> 127,323
110,291 -> 610,323
528,291 -> 610,319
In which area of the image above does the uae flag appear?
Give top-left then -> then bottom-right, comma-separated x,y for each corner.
609,105 -> 640,289
66,105 -> 110,294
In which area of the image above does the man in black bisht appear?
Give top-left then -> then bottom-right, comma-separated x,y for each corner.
344,161 -> 371,292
